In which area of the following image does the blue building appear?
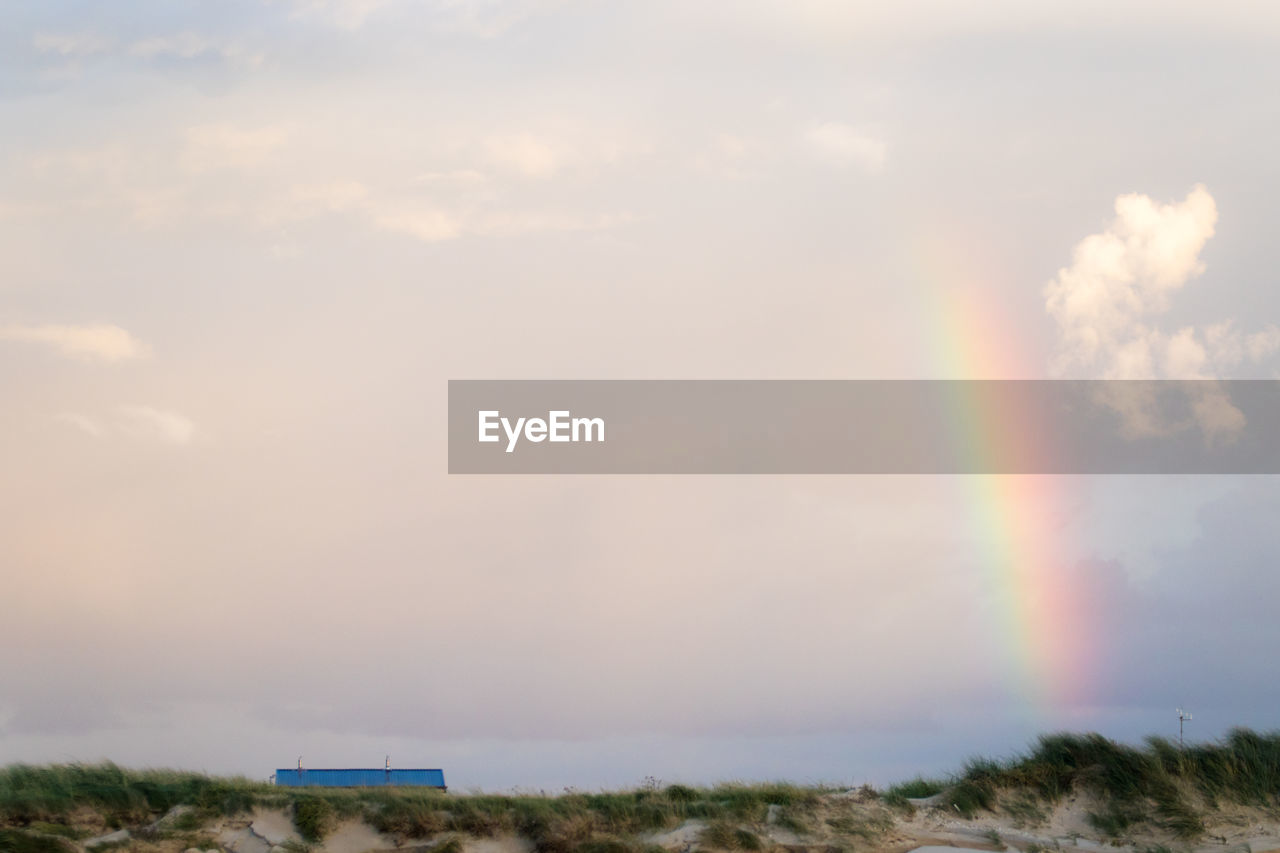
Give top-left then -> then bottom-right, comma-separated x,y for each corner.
273,767 -> 446,789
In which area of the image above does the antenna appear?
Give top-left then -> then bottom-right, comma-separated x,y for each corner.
1177,708 -> 1193,747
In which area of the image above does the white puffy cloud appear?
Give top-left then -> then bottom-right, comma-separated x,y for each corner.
1205,321 -> 1280,368
802,122 -> 887,173
1045,185 -> 1279,380
0,323 -> 151,363
1045,185 -> 1279,443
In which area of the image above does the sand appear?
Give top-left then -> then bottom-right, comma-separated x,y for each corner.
51,790 -> 1280,853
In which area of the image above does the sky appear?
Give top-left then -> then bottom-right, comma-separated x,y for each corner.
3,0 -> 1280,791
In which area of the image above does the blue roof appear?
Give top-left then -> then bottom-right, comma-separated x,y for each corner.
274,768 -> 446,788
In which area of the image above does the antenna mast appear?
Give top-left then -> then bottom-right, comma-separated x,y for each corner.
1177,708 -> 1193,747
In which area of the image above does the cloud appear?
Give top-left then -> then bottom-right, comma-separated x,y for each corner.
16,118 -> 633,241
1044,185 -> 1227,379
413,169 -> 490,186
480,127 -> 646,179
279,181 -> 372,216
127,33 -> 264,68
56,413 -> 106,438
262,177 -> 625,242
0,323 -> 151,362
1204,320 -> 1280,369
424,0 -> 572,38
182,124 -> 290,172
483,133 -> 564,178
128,33 -> 220,59
279,0 -> 570,35
373,208 -> 464,242
32,33 -> 112,57
803,122 -> 887,173
692,134 -> 771,180
1044,185 -> 1279,442
674,1 -> 1280,49
55,407 -> 196,445
31,30 -> 260,69
372,205 -> 625,242
116,406 -> 197,445
282,0 -> 393,29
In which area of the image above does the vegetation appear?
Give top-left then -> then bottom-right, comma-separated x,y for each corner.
292,796 -> 334,843
0,764 -> 271,827
882,776 -> 945,803
824,812 -> 892,842
0,766 -> 830,849
4,728 -> 1280,850
22,825 -> 84,841
910,728 -> 1280,839
699,822 -> 762,850
1000,793 -> 1047,828
0,830 -> 73,853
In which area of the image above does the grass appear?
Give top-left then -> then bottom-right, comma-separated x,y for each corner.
1088,803 -> 1143,838
167,811 -> 205,833
21,825 -> 84,841
0,768 -> 828,848
0,764 -> 272,826
1002,793 -> 1047,827
888,727 -> 1280,839
6,729 -> 1280,848
0,830 -> 73,853
773,806 -> 811,835
292,796 -> 334,843
699,822 -> 761,850
431,840 -> 463,853
824,812 -> 893,842
884,777 -> 945,801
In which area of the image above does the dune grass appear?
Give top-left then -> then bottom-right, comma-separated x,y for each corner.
881,776 -> 946,808
919,728 -> 1280,839
0,829 -> 74,853
6,729 -> 1280,848
0,764 -> 273,826
362,783 -> 823,848
0,766 -> 826,850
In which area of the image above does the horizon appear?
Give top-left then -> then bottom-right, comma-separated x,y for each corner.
0,721 -> 1254,792
2,722 -> 1272,793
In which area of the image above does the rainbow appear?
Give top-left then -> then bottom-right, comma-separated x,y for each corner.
912,229 -> 1099,718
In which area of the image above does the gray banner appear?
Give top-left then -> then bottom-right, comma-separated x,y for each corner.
447,380 -> 1280,474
